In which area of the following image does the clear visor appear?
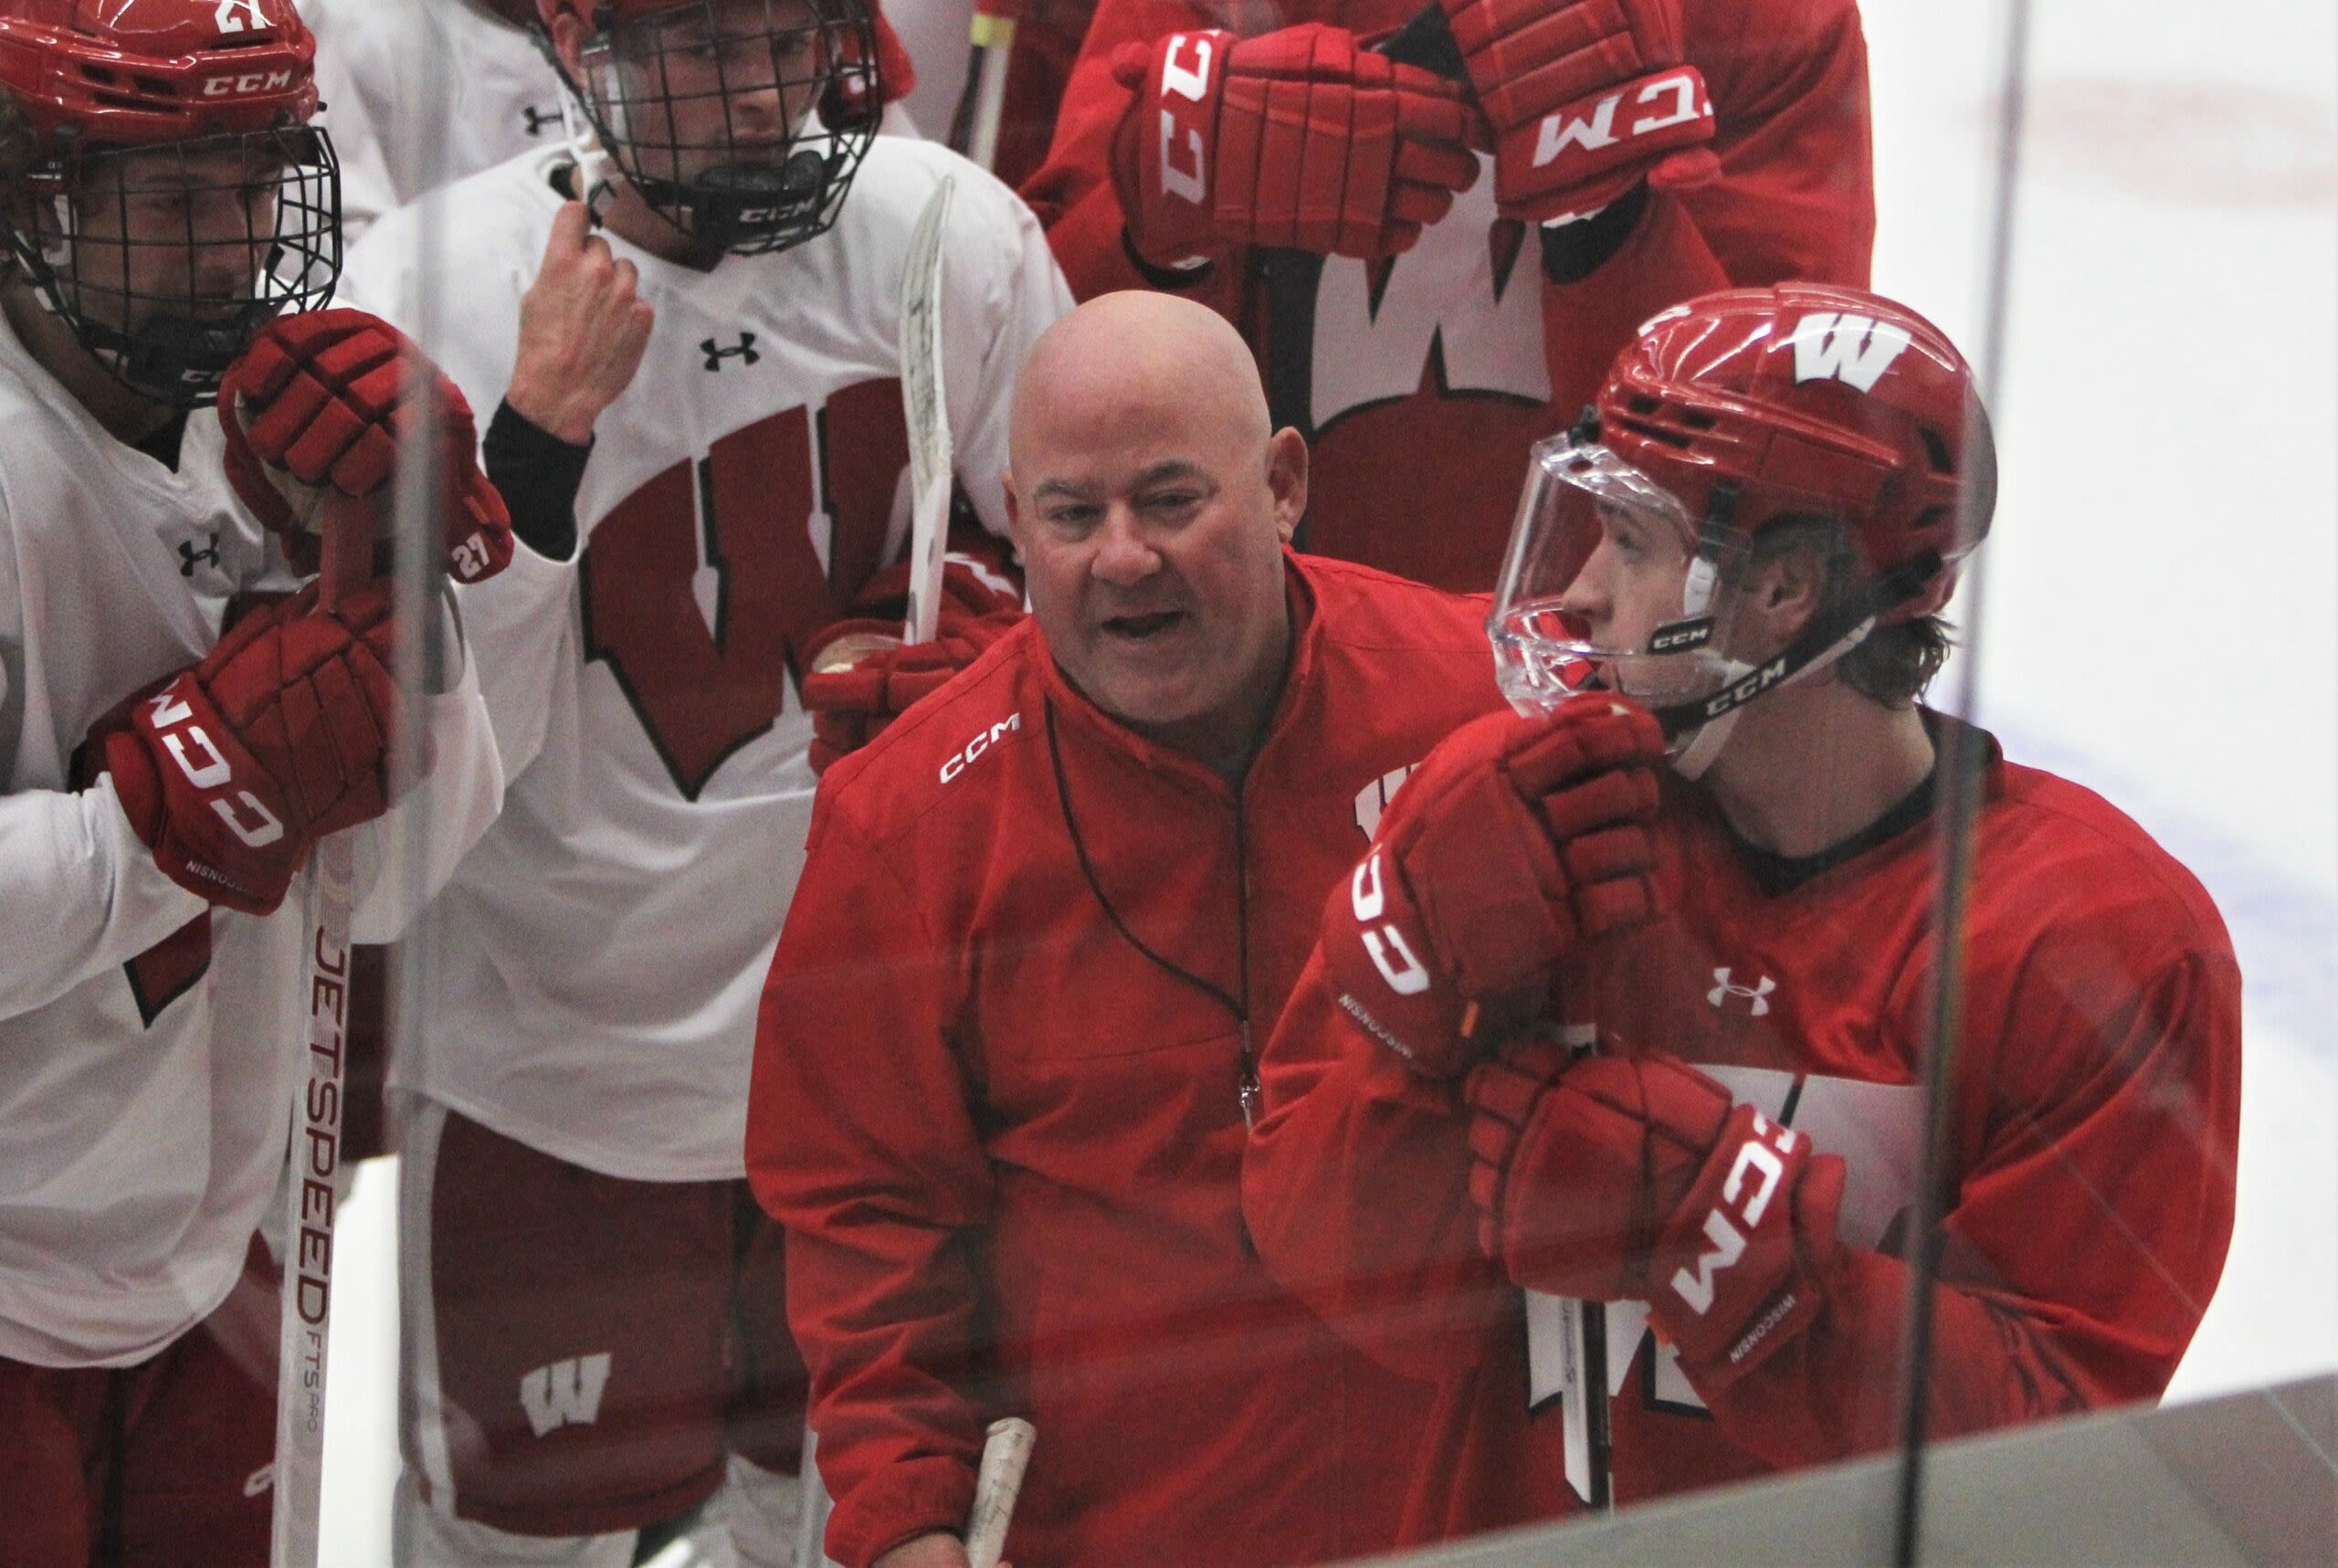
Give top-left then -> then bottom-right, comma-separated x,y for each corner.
1488,434 -> 1745,726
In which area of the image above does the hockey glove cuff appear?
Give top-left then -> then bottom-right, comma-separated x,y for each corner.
800,556 -> 1026,773
220,309 -> 514,585
1467,1048 -> 1845,1380
1437,0 -> 1718,222
98,584 -> 405,916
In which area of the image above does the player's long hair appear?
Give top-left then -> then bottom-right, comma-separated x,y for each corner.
1734,516 -> 1955,708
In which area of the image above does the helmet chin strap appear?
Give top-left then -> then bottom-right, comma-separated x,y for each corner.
1651,548 -> 1944,778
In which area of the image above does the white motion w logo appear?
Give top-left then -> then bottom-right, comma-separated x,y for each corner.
520,1352 -> 613,1436
1788,312 -> 1913,393
1351,851 -> 1429,995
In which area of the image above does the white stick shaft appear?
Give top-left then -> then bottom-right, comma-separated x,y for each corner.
270,833 -> 353,1568
964,1416 -> 1035,1568
272,509 -> 368,1568
899,176 -> 956,647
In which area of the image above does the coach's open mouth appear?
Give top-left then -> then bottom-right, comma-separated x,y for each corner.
1101,609 -> 1185,643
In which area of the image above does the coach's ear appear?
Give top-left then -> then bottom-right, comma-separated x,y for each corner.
1267,426 -> 1307,544
1001,468 -> 1022,541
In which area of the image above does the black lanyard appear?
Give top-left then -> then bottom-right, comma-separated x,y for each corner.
1042,697 -> 1261,1127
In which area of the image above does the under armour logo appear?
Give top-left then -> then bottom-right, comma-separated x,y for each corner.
520,1352 -> 613,1436
700,332 -> 759,371
1708,967 -> 1775,1016
521,104 -> 560,138
178,532 -> 221,576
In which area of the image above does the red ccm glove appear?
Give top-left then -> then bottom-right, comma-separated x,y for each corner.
219,309 -> 514,585
1468,1048 -> 1848,1381
799,556 -> 1024,774
92,584 -> 404,917
1111,25 -> 1485,267
1438,0 -> 1720,223
1320,699 -> 1667,1079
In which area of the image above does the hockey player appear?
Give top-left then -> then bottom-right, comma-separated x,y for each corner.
806,0 -> 1877,772
305,0 -> 571,249
308,0 -> 922,1172
1022,0 -> 1876,591
0,3 -> 511,1563
308,0 -> 922,248
1243,285 -> 2243,1542
330,1 -> 1070,1561
749,290 -> 1648,1567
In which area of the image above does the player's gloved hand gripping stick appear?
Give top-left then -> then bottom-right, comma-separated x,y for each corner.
210,307 -> 514,1567
801,177 -> 1026,773
269,499 -> 370,1568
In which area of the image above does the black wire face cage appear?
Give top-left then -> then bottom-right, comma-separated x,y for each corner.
1,123 -> 341,409
567,0 -> 880,258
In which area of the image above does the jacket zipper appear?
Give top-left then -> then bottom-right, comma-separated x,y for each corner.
1233,800 -> 1259,1131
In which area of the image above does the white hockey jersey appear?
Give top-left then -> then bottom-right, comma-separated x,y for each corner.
0,318 -> 504,1369
306,0 -> 569,249
340,136 -> 1072,1181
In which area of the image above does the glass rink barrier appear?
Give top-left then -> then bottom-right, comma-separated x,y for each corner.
0,1 -> 2326,1567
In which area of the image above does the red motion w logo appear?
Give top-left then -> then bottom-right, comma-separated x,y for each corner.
580,379 -> 909,799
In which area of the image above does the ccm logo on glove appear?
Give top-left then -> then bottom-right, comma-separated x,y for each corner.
143,689 -> 285,850
1350,849 -> 1430,996
1155,34 -> 1218,205
1534,67 -> 1709,169
1671,1110 -> 1798,1318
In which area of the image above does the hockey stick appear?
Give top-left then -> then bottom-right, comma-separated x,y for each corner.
900,174 -> 957,647
946,2 -> 1022,172
964,1416 -> 1036,1568
1890,5 -> 2028,1563
269,500 -> 371,1568
795,184 -> 953,691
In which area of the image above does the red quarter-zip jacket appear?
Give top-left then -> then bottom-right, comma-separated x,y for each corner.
748,552 -> 1507,1566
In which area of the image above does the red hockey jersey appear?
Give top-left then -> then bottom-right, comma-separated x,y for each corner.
1023,0 -> 1875,590
1245,725 -> 2241,1542
749,553 -> 1507,1566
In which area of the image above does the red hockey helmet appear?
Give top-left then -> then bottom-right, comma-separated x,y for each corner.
0,0 -> 321,146
0,0 -> 340,405
533,0 -> 911,258
1596,283 -> 1995,619
1490,285 -> 1996,771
